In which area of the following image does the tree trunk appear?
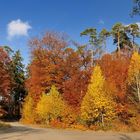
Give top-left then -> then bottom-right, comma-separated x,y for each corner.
101,113 -> 104,127
132,36 -> 135,51
91,49 -> 94,67
117,32 -> 121,57
136,76 -> 140,103
104,40 -> 107,54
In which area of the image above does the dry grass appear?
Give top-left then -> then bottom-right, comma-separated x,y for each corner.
0,121 -> 11,128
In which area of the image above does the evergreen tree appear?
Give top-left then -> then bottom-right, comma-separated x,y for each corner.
125,23 -> 140,51
81,28 -> 102,65
11,50 -> 26,117
111,23 -> 132,55
132,0 -> 140,16
99,28 -> 110,52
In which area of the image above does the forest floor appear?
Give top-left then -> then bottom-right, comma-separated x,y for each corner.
0,122 -> 140,140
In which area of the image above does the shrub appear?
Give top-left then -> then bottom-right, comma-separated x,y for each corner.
61,105 -> 79,127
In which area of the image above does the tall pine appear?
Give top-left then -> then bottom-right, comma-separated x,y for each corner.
11,50 -> 26,117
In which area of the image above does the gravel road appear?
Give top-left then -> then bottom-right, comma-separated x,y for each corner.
0,122 -> 140,140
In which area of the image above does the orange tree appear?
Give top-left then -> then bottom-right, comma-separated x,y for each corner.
99,54 -> 130,121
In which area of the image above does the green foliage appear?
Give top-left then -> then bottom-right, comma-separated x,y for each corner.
111,23 -> 132,51
131,0 -> 140,16
11,50 -> 26,96
99,29 -> 110,51
80,65 -> 115,127
10,50 -> 26,117
125,23 -> 140,50
80,28 -> 103,60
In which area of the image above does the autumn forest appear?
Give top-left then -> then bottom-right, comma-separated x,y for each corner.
1,0 -> 140,132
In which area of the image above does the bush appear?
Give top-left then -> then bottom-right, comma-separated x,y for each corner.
61,105 -> 79,127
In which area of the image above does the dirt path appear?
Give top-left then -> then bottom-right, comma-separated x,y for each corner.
0,122 -> 140,140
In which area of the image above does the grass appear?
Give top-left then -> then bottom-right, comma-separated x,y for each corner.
0,121 -> 11,128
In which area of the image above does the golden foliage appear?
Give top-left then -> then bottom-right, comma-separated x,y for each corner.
81,65 -> 115,126
36,85 -> 65,124
127,52 -> 140,103
128,52 -> 140,84
61,105 -> 79,127
21,94 -> 35,124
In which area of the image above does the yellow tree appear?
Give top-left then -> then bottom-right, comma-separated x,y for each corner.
21,94 -> 35,123
80,65 -> 115,127
36,85 -> 65,124
128,52 -> 140,103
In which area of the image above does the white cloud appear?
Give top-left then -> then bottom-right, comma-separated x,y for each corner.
99,19 -> 104,25
7,19 -> 31,39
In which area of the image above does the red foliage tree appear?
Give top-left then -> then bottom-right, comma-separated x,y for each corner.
63,71 -> 90,107
0,47 -> 11,102
99,54 -> 130,120
27,32 -> 91,106
99,54 -> 129,103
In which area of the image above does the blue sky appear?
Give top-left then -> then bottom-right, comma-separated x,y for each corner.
0,0 -> 139,65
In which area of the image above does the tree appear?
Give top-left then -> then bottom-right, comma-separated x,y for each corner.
36,85 -> 65,124
131,0 -> 140,16
125,23 -> 140,50
36,93 -> 50,124
63,71 -> 90,107
0,47 -> 11,102
127,52 -> 140,103
99,54 -> 129,103
99,28 -> 110,52
27,32 -> 68,103
99,54 -> 130,120
76,45 -> 92,70
111,23 -> 132,55
80,65 -> 115,127
27,32 -> 90,107
3,46 -> 14,55
10,50 -> 26,117
61,47 -> 90,107
21,94 -> 35,123
80,28 -> 102,65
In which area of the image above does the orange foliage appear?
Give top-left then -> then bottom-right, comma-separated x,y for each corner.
99,54 -> 129,103
63,71 -> 90,107
61,105 -> 79,126
26,32 -> 91,106
0,47 -> 11,101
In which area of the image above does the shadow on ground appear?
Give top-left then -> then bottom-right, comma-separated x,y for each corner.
0,123 -> 140,140
119,134 -> 138,140
0,125 -> 41,134
0,124 -> 44,140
